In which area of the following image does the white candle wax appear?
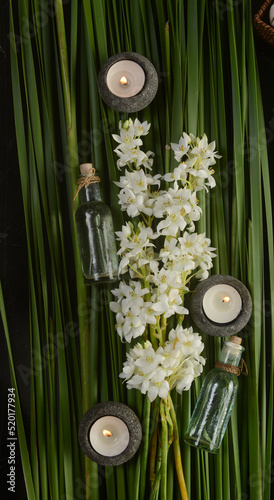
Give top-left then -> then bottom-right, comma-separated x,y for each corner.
203,284 -> 242,323
89,416 -> 130,457
106,60 -> 145,97
270,5 -> 274,27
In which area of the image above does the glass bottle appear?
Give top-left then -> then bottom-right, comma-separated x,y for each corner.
75,166 -> 119,284
184,336 -> 244,453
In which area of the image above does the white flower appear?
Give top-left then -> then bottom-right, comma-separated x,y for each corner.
112,119 -> 140,145
162,163 -> 188,188
132,341 -> 165,374
171,133 -> 191,161
119,327 -> 205,400
159,238 -> 180,261
138,247 -> 160,269
117,223 -> 156,258
121,281 -> 149,315
190,134 -> 221,162
120,341 -> 170,401
151,268 -> 183,293
114,169 -> 161,194
115,147 -> 149,169
122,312 -> 146,342
139,302 -> 159,325
157,205 -> 187,236
153,191 -> 172,218
178,232 -> 204,256
168,325 -> 204,357
155,187 -> 198,236
142,150 -> 155,170
151,289 -> 188,318
165,325 -> 205,392
133,119 -> 151,137
116,221 -> 133,248
175,364 -> 195,392
118,188 -> 152,217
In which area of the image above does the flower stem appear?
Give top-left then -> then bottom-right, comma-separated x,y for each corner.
160,400 -> 168,500
150,325 -> 159,350
150,406 -> 159,486
168,394 -> 189,500
161,316 -> 167,344
149,446 -> 162,500
139,396 -> 151,500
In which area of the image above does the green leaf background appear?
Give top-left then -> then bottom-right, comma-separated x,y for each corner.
1,0 -> 273,499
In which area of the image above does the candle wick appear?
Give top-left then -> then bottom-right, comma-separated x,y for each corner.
222,297 -> 230,303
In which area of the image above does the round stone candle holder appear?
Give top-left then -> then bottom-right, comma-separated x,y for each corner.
78,401 -> 142,466
189,275 -> 252,337
97,52 -> 158,112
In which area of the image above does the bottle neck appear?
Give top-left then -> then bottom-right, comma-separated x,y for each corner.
218,341 -> 244,367
79,182 -> 102,204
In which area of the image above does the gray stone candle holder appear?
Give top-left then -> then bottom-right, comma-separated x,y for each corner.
189,275 -> 252,337
78,401 -> 142,466
97,52 -> 158,112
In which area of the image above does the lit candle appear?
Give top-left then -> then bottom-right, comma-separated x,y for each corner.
97,52 -> 158,112
89,416 -> 130,457
78,401 -> 142,466
203,284 -> 242,323
189,275 -> 252,337
106,60 -> 145,97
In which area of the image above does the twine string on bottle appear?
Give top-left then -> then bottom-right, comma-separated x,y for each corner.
73,164 -> 101,201
214,358 -> 248,376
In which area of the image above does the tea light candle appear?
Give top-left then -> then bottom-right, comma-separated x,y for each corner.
203,284 -> 242,323
189,275 -> 252,337
78,401 -> 142,466
89,416 -> 130,457
98,52 -> 158,112
270,4 -> 274,27
106,60 -> 145,97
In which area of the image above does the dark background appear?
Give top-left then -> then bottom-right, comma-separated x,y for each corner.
0,1 -> 273,498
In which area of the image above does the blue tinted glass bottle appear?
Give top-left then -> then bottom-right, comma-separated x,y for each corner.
75,165 -> 119,284
184,336 -> 244,453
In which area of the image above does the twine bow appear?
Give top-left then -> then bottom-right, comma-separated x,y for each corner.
73,164 -> 100,201
214,358 -> 248,376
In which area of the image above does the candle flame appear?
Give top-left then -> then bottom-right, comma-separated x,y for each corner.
103,429 -> 112,438
222,296 -> 230,303
120,76 -> 128,85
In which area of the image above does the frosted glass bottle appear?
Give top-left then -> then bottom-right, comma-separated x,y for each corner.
184,336 -> 244,453
75,179 -> 119,284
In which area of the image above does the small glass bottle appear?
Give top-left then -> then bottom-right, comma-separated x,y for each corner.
75,164 -> 119,284
184,336 -> 245,453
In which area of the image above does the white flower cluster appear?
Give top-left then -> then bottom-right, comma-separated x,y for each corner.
120,326 -> 205,402
110,279 -> 188,343
112,119 -> 154,170
110,120 -> 220,399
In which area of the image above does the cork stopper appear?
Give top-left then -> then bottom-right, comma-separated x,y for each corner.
80,163 -> 93,176
74,164 -> 100,201
230,335 -> 242,345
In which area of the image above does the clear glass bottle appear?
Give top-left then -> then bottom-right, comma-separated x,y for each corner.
184,336 -> 244,453
75,170 -> 119,285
